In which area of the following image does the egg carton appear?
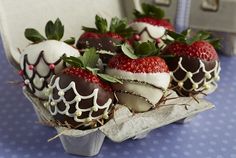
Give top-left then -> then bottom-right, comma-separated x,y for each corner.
23,89 -> 214,156
1,0 -> 216,156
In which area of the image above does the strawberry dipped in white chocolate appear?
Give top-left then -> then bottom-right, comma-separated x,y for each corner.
106,42 -> 170,112
129,3 -> 174,45
19,19 -> 80,100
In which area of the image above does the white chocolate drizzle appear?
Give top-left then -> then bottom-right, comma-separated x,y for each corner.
171,57 -> 221,93
48,76 -> 112,123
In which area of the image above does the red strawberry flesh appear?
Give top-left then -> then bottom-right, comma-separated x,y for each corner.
108,54 -> 169,73
164,41 -> 218,61
64,67 -> 112,92
79,32 -> 100,39
103,32 -> 125,41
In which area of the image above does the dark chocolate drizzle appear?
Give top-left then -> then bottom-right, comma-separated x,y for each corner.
115,90 -> 155,108
117,79 -> 166,92
22,51 -> 66,99
76,37 -> 122,63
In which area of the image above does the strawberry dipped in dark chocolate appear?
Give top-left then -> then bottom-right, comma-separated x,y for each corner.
76,15 -> 135,64
47,48 -> 122,129
106,42 -> 170,112
163,30 -> 221,96
130,3 -> 174,44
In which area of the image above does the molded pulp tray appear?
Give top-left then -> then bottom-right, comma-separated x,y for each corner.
23,89 -> 214,156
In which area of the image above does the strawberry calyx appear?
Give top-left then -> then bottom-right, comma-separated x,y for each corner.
82,15 -> 135,39
121,41 -> 161,59
62,48 -> 122,84
25,18 -> 75,45
164,29 -> 221,49
64,67 -> 113,92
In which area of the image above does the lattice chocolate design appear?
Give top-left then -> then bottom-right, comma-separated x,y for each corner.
20,51 -> 66,98
171,57 -> 220,95
48,76 -> 112,123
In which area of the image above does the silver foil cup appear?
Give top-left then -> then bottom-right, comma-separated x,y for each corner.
56,127 -> 105,156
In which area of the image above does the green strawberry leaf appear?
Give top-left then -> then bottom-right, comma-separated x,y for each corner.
134,41 -> 159,57
166,30 -> 185,41
82,26 -> 99,33
208,38 -> 222,49
118,27 -> 136,38
63,48 -> 99,69
95,15 -> 108,33
45,18 -> 64,40
197,31 -> 210,40
110,17 -> 135,38
86,67 -> 100,74
165,29 -> 222,49
133,9 -> 144,18
110,17 -> 123,33
62,56 -> 84,67
64,37 -> 75,45
54,18 -> 64,40
45,21 -> 54,39
121,43 -> 138,59
122,41 -> 160,58
25,18 -> 67,43
134,3 -> 165,19
24,28 -> 46,43
82,15 -> 134,38
181,29 -> 191,37
97,73 -> 123,84
80,48 -> 99,68
162,38 -> 173,45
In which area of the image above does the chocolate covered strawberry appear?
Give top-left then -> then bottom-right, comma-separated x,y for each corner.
106,42 -> 170,112
48,48 -> 121,129
76,15 -> 135,63
163,30 -> 221,96
130,3 -> 174,44
20,18 -> 79,100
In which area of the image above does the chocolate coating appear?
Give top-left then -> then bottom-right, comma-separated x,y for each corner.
76,37 -> 122,63
49,73 -> 115,129
165,56 -> 220,96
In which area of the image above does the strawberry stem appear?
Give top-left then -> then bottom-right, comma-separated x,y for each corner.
82,15 -> 135,38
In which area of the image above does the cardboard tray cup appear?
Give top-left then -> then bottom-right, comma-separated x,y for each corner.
29,89 -> 214,156
0,0 -> 216,156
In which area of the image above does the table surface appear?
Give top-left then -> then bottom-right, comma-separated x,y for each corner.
0,39 -> 236,158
